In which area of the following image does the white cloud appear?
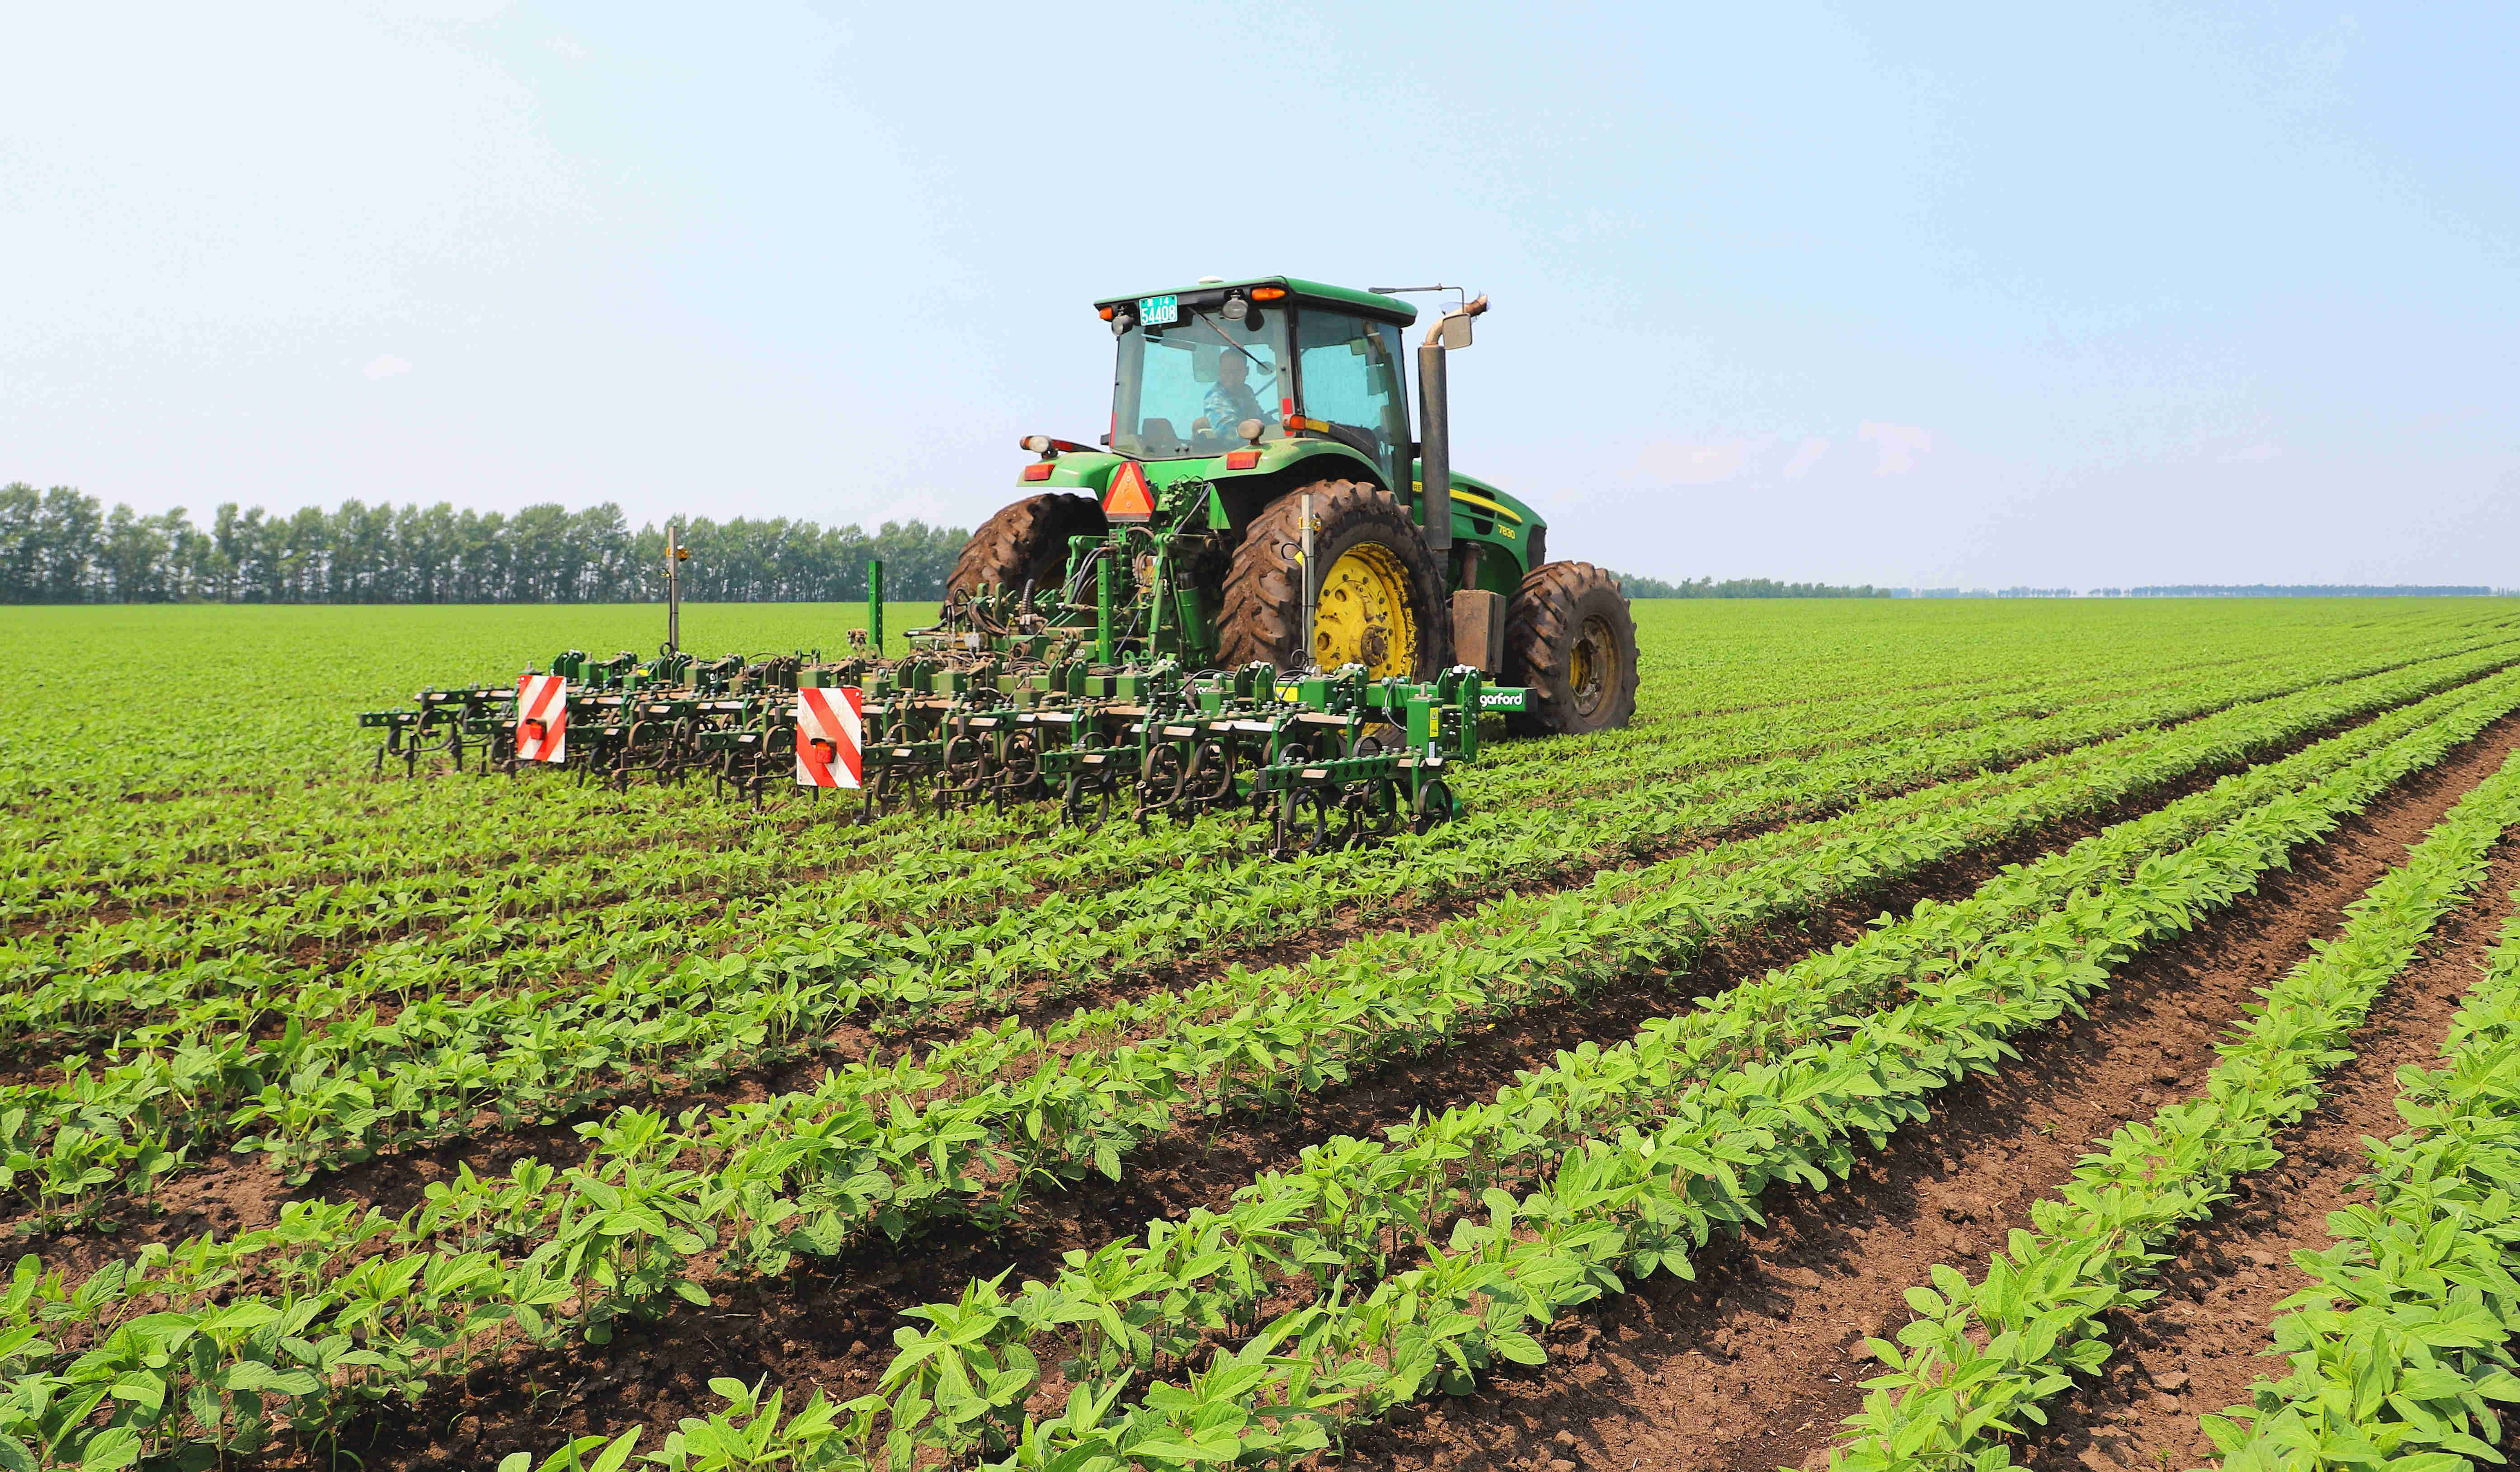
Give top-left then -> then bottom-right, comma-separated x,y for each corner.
363,354 -> 413,380
2219,441 -> 2281,463
1858,421 -> 1934,475
1781,436 -> 1831,479
1632,439 -> 1750,485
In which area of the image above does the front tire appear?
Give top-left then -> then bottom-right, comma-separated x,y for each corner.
1218,480 -> 1450,679
1504,561 -> 1639,735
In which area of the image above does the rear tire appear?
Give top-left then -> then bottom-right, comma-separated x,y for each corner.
1218,480 -> 1449,679
1504,561 -> 1639,735
947,493 -> 1107,600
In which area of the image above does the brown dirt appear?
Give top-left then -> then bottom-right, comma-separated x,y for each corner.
1331,715 -> 2520,1472
2017,847 -> 2520,1472
19,690 -> 2337,1254
246,715 -> 2346,1472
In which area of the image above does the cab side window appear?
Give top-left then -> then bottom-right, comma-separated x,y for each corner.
1295,311 -> 1408,483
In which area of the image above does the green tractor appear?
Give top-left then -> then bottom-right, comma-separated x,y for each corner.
356,276 -> 1642,840
945,277 -> 1639,736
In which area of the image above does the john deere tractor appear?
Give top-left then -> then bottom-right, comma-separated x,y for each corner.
357,277 -> 1640,844
947,277 -> 1638,736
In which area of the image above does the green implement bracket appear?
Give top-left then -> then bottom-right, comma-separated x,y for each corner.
867,559 -> 885,657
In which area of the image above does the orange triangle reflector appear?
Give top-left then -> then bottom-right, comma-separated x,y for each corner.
1103,461 -> 1155,520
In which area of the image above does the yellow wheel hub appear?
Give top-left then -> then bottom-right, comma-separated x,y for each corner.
1312,541 -> 1418,678
1569,614 -> 1618,717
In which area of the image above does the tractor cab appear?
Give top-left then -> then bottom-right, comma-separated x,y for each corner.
1102,278 -> 1413,490
955,273 -> 1639,735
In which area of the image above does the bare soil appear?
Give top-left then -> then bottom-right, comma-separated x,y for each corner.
24,692 -> 2330,1259
2018,841 -> 2520,1472
244,712 -> 2364,1471
1331,714 -> 2520,1472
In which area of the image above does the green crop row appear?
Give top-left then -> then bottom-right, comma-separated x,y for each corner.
9,641 -> 2505,1231
14,628 -> 2509,1141
2202,899 -> 2520,1472
1823,747 -> 2520,1472
0,640 -> 2496,1472
17,627 -> 2467,996
14,611 -> 2506,945
5,595 -> 2102,901
21,599 -> 2515,811
4,640 -> 2218,926
533,602 -> 2520,1472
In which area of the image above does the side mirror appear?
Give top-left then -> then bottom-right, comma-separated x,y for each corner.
1438,314 -> 1473,350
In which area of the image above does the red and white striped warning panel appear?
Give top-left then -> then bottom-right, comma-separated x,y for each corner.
796,685 -> 864,789
516,673 -> 568,763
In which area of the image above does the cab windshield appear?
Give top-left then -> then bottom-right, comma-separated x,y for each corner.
1111,306 -> 1290,459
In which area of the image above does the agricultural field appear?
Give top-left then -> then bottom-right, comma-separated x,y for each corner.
12,595 -> 2520,1472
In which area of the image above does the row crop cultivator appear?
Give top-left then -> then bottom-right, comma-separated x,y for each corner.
361,605 -> 1523,855
362,273 -> 1642,854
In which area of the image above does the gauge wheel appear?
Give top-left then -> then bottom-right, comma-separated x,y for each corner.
947,493 -> 1108,601
1503,561 -> 1640,736
1219,480 -> 1450,680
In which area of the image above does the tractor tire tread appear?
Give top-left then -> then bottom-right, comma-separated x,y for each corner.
947,492 -> 1107,600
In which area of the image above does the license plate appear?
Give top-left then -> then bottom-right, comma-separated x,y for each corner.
1139,294 -> 1178,325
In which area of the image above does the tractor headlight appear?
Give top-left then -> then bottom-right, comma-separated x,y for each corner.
1221,294 -> 1248,321
1110,311 -> 1135,337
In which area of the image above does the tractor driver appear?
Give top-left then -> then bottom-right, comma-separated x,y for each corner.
1201,351 -> 1274,443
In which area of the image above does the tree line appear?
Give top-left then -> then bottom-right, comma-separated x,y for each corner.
2109,584 -> 2498,597
1614,573 -> 1892,598
0,484 -> 970,603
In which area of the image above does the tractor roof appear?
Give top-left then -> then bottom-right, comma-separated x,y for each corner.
1093,276 -> 1418,326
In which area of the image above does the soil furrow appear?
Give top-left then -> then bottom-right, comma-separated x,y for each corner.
30,691 -> 2386,1251
252,714 -> 2520,1471
1330,714 -> 2520,1472
2016,849 -> 2520,1472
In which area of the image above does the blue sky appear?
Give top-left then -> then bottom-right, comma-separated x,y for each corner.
4,2 -> 2513,587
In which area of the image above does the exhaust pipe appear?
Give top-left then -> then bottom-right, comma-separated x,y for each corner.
1414,294 -> 1488,554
